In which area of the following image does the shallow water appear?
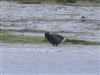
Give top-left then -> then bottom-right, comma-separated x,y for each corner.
0,1 -> 100,75
0,43 -> 100,75
0,1 -> 100,42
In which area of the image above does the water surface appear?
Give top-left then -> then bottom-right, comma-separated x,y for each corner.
1,43 -> 100,75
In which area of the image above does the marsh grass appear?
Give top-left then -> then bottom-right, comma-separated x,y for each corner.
0,0 -> 49,4
0,31 -> 100,45
0,0 -> 99,5
0,32 -> 47,44
64,39 -> 100,45
0,29 -> 46,33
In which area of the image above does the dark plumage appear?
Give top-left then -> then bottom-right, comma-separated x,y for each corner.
81,16 -> 85,21
45,32 -> 64,46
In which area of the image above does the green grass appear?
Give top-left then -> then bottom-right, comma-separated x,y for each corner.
0,0 -> 51,4
0,32 -> 47,44
0,0 -> 99,4
64,39 -> 100,45
0,29 -> 47,33
0,31 -> 100,45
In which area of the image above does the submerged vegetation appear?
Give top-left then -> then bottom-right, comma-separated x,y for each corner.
0,0 -> 99,4
0,31 -> 100,45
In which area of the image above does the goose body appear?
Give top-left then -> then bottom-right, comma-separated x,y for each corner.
45,32 -> 65,46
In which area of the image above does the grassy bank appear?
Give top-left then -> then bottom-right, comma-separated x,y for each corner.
0,32 -> 46,44
0,0 -> 55,4
0,31 -> 100,45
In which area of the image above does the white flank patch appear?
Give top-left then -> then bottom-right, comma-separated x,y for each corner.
61,37 -> 66,44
